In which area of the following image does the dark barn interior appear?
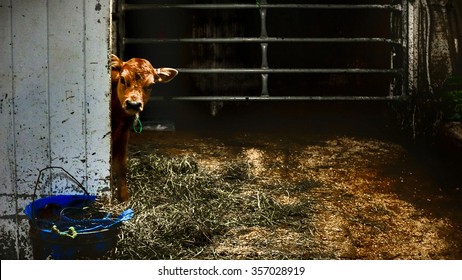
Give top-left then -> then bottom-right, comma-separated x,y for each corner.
118,0 -> 406,130
110,1 -> 462,259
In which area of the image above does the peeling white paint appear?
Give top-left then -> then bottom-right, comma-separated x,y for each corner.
0,0 -> 111,259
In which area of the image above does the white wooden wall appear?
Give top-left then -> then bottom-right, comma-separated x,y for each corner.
0,0 -> 111,259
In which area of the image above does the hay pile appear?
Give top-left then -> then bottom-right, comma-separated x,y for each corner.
111,152 -> 312,259
100,131 -> 462,260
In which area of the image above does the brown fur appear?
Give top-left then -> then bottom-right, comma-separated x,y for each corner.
110,54 -> 177,201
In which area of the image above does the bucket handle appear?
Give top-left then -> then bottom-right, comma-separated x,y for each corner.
33,166 -> 89,198
31,166 -> 90,226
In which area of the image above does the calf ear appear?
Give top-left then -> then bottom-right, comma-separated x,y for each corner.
111,54 -> 123,69
111,54 -> 124,83
154,68 -> 178,83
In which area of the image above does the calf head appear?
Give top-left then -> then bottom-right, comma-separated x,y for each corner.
111,54 -> 178,116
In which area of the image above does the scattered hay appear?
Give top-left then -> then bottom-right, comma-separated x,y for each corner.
224,160 -> 253,181
104,132 -> 462,260
109,153 -> 315,259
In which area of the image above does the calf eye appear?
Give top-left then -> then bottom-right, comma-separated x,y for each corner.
120,76 -> 127,86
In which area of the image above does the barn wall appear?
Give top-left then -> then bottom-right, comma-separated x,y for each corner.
0,0 -> 111,259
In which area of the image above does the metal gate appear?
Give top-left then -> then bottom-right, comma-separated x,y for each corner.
114,1 -> 409,102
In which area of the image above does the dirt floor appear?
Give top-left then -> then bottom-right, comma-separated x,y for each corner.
116,106 -> 462,260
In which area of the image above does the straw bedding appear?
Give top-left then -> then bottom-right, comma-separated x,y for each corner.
106,132 -> 462,259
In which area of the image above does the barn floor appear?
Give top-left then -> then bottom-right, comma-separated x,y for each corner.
116,104 -> 462,259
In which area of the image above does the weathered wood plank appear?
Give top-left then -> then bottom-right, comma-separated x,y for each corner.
0,1 -> 17,259
84,0 -> 111,195
12,0 -> 50,195
48,0 -> 87,195
9,0 -> 49,260
0,0 -> 15,197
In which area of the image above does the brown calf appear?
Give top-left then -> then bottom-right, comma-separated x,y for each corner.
110,54 -> 178,202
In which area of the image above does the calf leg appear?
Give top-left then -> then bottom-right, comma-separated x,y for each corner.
112,128 -> 130,202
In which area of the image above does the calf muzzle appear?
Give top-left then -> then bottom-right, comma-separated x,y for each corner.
125,100 -> 142,112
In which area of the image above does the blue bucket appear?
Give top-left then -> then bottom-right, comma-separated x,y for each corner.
24,167 -> 134,259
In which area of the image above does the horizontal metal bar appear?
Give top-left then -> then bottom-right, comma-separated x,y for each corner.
150,95 -> 406,101
123,4 -> 402,11
124,37 -> 402,45
177,68 -> 402,74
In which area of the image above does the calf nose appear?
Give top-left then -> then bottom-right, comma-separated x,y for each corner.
126,100 -> 142,111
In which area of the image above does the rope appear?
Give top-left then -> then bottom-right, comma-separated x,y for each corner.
133,115 -> 143,133
421,0 -> 434,95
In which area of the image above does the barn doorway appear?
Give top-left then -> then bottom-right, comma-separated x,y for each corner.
108,1 -> 462,260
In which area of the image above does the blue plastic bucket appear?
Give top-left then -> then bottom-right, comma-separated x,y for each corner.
24,167 -> 134,259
